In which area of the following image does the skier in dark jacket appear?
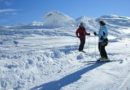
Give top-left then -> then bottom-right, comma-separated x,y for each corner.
76,22 -> 90,52
94,20 -> 109,61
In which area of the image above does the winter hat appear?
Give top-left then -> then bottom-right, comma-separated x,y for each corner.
79,22 -> 84,27
99,20 -> 106,26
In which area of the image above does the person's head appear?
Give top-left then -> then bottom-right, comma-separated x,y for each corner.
99,20 -> 106,26
79,22 -> 84,27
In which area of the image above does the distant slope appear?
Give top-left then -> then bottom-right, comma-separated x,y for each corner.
98,15 -> 130,27
2,12 -> 130,38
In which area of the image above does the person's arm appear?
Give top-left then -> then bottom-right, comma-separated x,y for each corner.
86,32 -> 90,35
85,28 -> 90,35
101,26 -> 108,39
76,29 -> 79,37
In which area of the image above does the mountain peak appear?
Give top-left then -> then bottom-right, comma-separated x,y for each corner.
43,11 -> 75,28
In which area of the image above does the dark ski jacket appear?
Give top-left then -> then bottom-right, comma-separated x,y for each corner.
76,26 -> 90,39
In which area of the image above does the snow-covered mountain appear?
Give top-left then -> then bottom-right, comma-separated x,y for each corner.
1,12 -> 130,90
7,11 -> 130,31
98,15 -> 130,27
1,12 -> 130,40
42,11 -> 76,28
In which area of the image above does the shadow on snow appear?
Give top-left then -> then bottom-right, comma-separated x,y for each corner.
31,61 -> 106,90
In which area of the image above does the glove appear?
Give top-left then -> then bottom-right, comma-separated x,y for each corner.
93,32 -> 97,36
86,33 -> 90,35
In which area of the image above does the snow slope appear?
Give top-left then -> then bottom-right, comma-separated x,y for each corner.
0,13 -> 130,90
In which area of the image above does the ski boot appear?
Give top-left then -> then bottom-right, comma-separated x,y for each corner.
98,57 -> 110,62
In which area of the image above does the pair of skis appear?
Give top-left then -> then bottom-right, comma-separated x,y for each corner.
85,59 -> 123,64
79,51 -> 123,64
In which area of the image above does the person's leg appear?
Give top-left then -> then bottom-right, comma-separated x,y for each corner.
98,42 -> 103,58
79,38 -> 82,51
79,38 -> 85,51
102,46 -> 108,59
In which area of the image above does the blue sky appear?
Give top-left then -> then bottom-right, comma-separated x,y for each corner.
0,0 -> 130,25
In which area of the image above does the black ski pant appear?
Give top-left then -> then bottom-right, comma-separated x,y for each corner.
98,42 -> 108,59
79,38 -> 85,51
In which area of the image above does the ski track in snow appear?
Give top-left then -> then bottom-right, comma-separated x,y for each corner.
118,71 -> 130,90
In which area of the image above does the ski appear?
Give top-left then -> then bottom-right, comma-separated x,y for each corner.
83,59 -> 123,64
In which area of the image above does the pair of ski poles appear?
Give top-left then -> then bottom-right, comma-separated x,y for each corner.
77,35 -> 98,60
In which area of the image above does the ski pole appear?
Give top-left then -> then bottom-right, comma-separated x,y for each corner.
95,36 -> 98,59
87,36 -> 90,55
